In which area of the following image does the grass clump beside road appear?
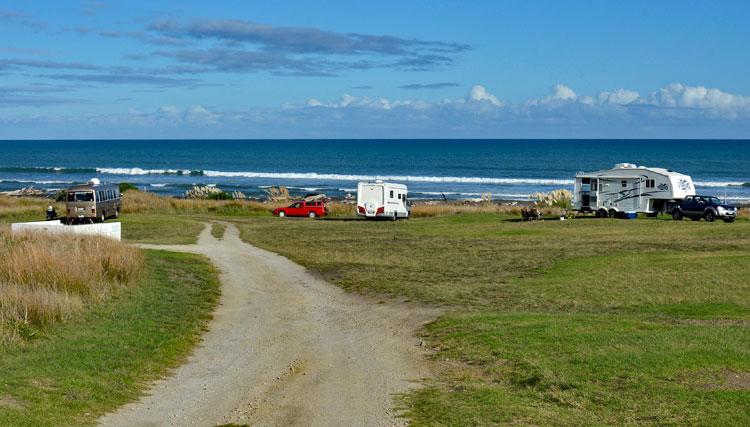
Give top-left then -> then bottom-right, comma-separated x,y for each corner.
0,228 -> 143,345
211,222 -> 227,239
0,250 -> 220,426
236,214 -> 750,425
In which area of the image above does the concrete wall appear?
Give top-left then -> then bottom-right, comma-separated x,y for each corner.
11,220 -> 121,241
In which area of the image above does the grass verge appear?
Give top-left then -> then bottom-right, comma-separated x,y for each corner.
0,250 -> 220,426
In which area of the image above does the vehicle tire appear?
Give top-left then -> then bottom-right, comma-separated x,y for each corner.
724,218 -> 735,223
278,211 -> 286,218
114,208 -> 119,218
392,213 -> 397,221
672,209 -> 683,220
597,208 -> 608,218
608,209 -> 617,219
704,210 -> 716,222
308,211 -> 317,218
100,211 -> 106,222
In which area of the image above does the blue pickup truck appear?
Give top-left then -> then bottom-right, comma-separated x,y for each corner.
672,195 -> 737,223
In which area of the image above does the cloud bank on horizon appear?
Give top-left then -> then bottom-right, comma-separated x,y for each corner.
1,1 -> 749,139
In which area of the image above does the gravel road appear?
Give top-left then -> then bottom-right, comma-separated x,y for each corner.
99,223 -> 438,427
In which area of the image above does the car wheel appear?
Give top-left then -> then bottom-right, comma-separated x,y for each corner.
278,211 -> 286,218
672,209 -> 683,220
308,211 -> 317,218
704,210 -> 716,222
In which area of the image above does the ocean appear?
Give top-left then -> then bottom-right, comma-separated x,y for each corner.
1,139 -> 749,202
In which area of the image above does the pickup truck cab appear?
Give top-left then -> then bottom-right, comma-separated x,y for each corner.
672,195 -> 737,223
273,200 -> 328,218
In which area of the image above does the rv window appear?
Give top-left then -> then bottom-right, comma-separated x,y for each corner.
621,180 -> 627,188
397,194 -> 401,200
651,179 -> 655,188
390,190 -> 394,198
591,180 -> 598,191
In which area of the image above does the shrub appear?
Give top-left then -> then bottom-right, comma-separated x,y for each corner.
119,182 -> 139,192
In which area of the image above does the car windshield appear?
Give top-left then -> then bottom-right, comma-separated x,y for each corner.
707,197 -> 721,205
68,191 -> 94,202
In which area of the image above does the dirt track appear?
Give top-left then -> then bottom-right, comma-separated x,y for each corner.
99,223 -> 438,427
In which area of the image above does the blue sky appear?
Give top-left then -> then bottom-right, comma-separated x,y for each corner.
1,0 -> 749,139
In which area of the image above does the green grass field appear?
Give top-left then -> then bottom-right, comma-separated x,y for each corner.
120,214 -> 204,244
0,250 -> 220,426
234,214 -> 750,425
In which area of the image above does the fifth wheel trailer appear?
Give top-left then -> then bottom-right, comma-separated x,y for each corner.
573,163 -> 695,217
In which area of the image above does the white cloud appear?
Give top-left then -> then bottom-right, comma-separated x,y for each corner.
649,83 -> 750,118
466,85 -> 503,106
599,89 -> 640,105
551,84 -> 577,101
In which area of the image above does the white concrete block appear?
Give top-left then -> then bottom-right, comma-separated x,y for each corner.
11,220 -> 121,241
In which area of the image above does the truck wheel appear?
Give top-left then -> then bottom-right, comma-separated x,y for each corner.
608,209 -> 617,219
278,211 -> 286,218
704,210 -> 716,222
597,208 -> 608,218
672,209 -> 683,220
308,211 -> 317,218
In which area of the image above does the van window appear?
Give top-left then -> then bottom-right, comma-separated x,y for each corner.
68,191 -> 94,202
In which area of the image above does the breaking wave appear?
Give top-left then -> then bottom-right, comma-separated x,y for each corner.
694,181 -> 749,187
94,167 -> 574,185
0,166 -> 96,173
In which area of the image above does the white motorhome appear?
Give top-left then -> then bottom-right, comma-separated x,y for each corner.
573,163 -> 695,217
357,181 -> 410,220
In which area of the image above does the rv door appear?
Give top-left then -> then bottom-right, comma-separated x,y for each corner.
580,178 -> 591,208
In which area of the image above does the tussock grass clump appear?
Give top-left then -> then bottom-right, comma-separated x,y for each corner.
0,229 -> 143,345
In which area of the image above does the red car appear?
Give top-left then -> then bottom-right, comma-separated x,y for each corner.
273,200 -> 328,218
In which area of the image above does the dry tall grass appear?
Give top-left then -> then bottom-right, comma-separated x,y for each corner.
121,190 -> 275,215
0,195 -> 63,222
0,228 -> 143,345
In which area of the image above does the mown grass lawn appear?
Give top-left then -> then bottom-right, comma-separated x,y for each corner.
235,214 -> 750,425
0,250 -> 220,427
